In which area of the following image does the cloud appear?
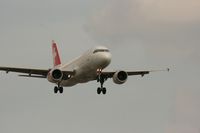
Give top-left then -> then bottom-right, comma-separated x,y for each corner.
139,0 -> 200,23
85,0 -> 200,60
86,0 -> 200,40
165,87 -> 200,133
166,125 -> 200,133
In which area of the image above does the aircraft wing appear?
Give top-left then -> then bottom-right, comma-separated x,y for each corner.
0,66 -> 74,78
101,69 -> 169,78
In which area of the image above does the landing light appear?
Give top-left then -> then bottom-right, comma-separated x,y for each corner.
96,68 -> 102,74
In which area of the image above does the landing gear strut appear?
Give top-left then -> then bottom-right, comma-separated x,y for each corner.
54,83 -> 63,94
97,69 -> 107,95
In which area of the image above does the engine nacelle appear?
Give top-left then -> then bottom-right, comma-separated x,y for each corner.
47,69 -> 63,83
113,71 -> 128,84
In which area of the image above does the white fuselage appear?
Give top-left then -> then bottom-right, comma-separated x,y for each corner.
56,46 -> 111,87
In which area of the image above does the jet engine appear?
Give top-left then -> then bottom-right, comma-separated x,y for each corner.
47,69 -> 63,83
113,71 -> 128,84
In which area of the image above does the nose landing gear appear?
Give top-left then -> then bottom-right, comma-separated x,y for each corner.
96,69 -> 107,95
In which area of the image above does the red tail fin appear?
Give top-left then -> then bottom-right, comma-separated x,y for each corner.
52,40 -> 61,67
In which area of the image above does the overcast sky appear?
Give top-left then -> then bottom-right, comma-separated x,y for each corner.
0,0 -> 200,133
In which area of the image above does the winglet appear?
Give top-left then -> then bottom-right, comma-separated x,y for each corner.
52,40 -> 61,67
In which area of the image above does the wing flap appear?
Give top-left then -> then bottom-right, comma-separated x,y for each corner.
18,74 -> 47,78
127,71 -> 149,76
0,66 -> 49,76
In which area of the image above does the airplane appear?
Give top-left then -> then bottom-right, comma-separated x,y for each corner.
0,41 -> 169,94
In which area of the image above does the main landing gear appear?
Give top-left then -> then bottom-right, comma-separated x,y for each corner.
97,87 -> 106,95
97,69 -> 107,95
54,84 -> 63,94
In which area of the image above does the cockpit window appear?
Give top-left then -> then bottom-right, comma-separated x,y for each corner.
93,49 -> 109,53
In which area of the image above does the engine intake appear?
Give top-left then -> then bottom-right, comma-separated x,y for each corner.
113,71 -> 128,84
48,69 -> 63,83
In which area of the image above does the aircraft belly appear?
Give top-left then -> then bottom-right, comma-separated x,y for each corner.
75,68 -> 96,83
60,79 -> 77,87
60,68 -> 96,87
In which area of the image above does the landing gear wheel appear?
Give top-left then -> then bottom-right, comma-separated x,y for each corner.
54,86 -> 58,93
59,87 -> 63,94
54,86 -> 63,94
102,87 -> 106,95
97,87 -> 101,94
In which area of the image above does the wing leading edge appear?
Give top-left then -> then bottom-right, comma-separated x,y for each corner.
101,68 -> 169,78
0,66 -> 74,78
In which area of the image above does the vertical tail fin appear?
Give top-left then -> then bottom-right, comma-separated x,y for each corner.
52,40 -> 61,67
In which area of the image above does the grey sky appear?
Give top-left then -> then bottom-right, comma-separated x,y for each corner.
0,0 -> 200,133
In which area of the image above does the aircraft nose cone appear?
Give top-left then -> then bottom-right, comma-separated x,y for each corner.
102,53 -> 111,67
105,53 -> 111,63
